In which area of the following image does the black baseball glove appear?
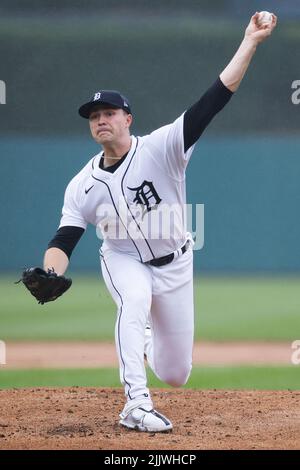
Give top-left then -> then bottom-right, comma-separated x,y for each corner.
16,267 -> 72,305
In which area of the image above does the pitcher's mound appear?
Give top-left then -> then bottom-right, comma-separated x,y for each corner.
0,388 -> 299,449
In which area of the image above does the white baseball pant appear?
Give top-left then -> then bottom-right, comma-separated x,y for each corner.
100,245 -> 194,402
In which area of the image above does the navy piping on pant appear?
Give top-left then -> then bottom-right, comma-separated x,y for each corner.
101,254 -> 133,400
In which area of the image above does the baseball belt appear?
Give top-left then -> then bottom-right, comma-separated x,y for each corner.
146,240 -> 189,268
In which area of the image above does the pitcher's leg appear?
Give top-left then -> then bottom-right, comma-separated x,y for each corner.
101,250 -> 152,400
148,249 -> 194,387
101,250 -> 173,432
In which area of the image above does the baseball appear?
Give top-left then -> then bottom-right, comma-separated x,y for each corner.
257,11 -> 273,26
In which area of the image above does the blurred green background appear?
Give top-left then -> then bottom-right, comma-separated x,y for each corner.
1,276 -> 300,342
1,0 -> 300,272
1,1 -> 300,389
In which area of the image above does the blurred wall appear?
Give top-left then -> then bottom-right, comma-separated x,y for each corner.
1,1 -> 299,272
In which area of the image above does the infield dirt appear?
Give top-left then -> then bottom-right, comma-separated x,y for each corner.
0,388 -> 299,449
3,341 -> 293,368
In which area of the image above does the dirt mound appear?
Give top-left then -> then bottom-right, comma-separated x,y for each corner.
0,388 -> 299,449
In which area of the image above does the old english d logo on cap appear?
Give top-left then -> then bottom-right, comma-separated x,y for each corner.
94,92 -> 102,101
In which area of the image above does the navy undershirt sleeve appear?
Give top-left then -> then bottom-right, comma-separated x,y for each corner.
183,77 -> 233,152
47,226 -> 85,260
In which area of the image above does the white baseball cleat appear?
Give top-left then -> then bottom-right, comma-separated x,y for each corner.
119,404 -> 173,432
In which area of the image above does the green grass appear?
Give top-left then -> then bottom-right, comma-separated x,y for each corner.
0,366 -> 299,390
197,277 -> 300,341
1,276 -> 115,341
1,275 -> 300,341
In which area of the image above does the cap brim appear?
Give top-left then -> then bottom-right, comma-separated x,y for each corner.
78,101 -> 129,119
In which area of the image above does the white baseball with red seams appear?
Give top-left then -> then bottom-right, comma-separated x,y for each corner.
257,11 -> 273,26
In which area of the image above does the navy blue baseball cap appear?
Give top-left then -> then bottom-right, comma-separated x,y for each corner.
78,90 -> 131,118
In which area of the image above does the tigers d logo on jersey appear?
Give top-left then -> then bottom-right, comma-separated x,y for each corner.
127,180 -> 162,218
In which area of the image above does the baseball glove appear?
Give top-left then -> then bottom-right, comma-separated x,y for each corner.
16,267 -> 72,305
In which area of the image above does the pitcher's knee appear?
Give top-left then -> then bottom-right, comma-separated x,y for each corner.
159,364 -> 191,387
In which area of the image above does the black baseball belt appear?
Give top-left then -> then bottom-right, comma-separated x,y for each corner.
146,240 -> 189,267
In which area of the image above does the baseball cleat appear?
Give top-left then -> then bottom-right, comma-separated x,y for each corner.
119,405 -> 173,432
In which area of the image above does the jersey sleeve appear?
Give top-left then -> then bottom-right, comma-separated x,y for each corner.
145,78 -> 233,180
183,77 -> 233,152
58,177 -> 87,230
146,113 -> 194,181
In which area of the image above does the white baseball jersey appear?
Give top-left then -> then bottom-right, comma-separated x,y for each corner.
59,113 -> 195,262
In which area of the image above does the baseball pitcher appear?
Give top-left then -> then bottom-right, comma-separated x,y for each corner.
19,13 -> 277,432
